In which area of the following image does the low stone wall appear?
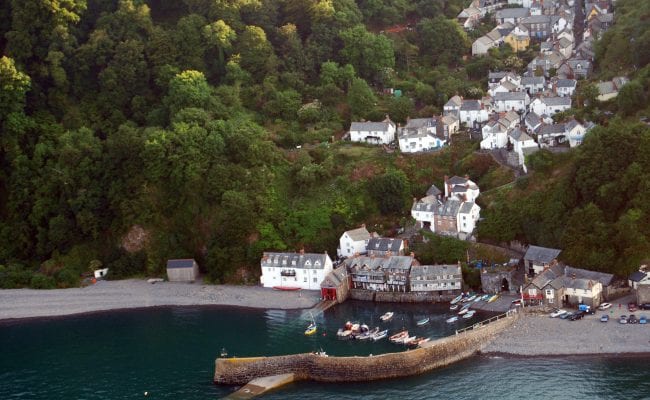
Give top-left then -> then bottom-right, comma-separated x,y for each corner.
214,312 -> 518,385
348,289 -> 457,303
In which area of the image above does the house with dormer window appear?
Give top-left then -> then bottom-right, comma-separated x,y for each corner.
260,250 -> 333,290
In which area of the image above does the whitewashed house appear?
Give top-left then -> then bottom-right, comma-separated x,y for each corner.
495,7 -> 530,25
481,120 -> 509,149
521,76 -> 546,95
349,117 -> 396,145
398,117 -> 446,153
530,96 -> 571,116
338,226 -> 372,258
554,79 -> 577,97
525,111 -> 542,133
459,99 -> 489,128
509,128 -> 538,165
260,251 -> 333,290
566,119 -> 587,147
561,276 -> 603,307
493,91 -> 529,113
444,95 -> 462,117
444,175 -> 480,202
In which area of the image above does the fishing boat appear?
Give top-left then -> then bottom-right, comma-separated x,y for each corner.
389,330 -> 409,344
372,329 -> 388,341
480,294 -> 490,301
408,337 -> 430,348
304,312 -> 317,336
465,294 -> 477,302
336,328 -> 352,339
462,310 -> 476,319
380,312 -> 394,321
401,336 -> 417,345
446,316 -> 459,323
450,294 -> 464,305
357,327 -> 378,340
450,304 -> 459,311
416,317 -> 430,326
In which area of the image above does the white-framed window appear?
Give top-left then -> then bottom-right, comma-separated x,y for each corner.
313,277 -> 317,282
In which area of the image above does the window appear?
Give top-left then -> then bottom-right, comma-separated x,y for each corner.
313,277 -> 317,282
529,288 -> 537,295
304,276 -> 307,282
545,289 -> 553,297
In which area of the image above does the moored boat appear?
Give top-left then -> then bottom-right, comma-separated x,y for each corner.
372,329 -> 388,341
450,294 -> 464,305
304,312 -> 317,335
488,294 -> 500,303
336,328 -> 352,339
416,317 -> 430,326
450,304 -> 459,311
380,312 -> 394,321
462,310 -> 476,319
389,330 -> 409,343
465,294 -> 477,302
446,316 -> 459,323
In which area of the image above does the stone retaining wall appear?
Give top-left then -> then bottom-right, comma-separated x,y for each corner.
214,312 -> 518,385
348,289 -> 457,303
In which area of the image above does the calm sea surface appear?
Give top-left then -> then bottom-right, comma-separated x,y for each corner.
1,300 -> 649,399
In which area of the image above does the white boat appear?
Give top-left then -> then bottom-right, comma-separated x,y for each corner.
389,330 -> 409,344
401,336 -> 417,345
416,317 -> 430,326
372,330 -> 388,341
480,294 -> 490,301
356,327 -> 377,340
336,328 -> 352,339
465,294 -> 477,302
380,312 -> 394,321
458,308 -> 469,315
463,310 -> 476,319
450,294 -> 464,305
450,304 -> 459,311
446,316 -> 459,323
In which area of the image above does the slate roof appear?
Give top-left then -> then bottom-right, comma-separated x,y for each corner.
562,276 -> 597,291
564,265 -> 614,286
344,226 -> 371,242
556,79 -> 576,88
509,128 -> 533,142
426,184 -> 442,197
530,268 -> 561,289
350,121 -> 393,132
166,259 -> 196,269
445,95 -> 462,108
367,238 -> 404,253
345,255 -> 414,272
494,92 -> 528,101
320,267 -> 347,288
597,81 -> 616,95
433,199 -> 462,217
404,118 -> 436,130
543,96 -> 571,106
459,201 -> 476,214
538,124 -> 566,136
489,72 -> 507,81
522,76 -> 545,86
460,99 -> 482,111
263,252 -> 331,269
525,112 -> 542,129
410,264 -> 461,279
496,8 -> 530,19
628,271 -> 647,282
524,245 -> 562,264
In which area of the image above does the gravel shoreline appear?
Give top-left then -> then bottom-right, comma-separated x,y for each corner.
482,309 -> 650,356
0,279 -> 321,321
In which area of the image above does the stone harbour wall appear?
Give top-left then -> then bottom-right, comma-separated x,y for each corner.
214,312 -> 518,385
348,289 -> 458,303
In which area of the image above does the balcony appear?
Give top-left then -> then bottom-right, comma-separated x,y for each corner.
280,270 -> 296,277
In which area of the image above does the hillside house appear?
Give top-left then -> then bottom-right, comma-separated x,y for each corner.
523,245 -> 561,277
349,117 -> 396,145
459,99 -> 490,128
338,225 -> 372,258
366,238 -> 406,257
398,117 -> 446,152
444,95 -> 462,117
493,91 -> 530,113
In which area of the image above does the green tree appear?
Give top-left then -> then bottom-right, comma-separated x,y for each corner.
368,169 -> 410,214
164,70 -> 212,115
339,25 -> 395,83
0,56 -> 31,120
617,81 -> 646,115
347,77 -> 377,120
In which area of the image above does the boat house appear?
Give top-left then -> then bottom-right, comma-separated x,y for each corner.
166,259 -> 199,282
260,250 -> 333,290
320,267 -> 350,303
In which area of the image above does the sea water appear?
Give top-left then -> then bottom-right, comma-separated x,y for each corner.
0,301 -> 648,399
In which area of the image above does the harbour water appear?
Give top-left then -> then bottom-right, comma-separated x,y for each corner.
1,301 -> 649,399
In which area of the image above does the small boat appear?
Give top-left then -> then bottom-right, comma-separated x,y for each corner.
450,304 -> 459,311
458,308 -> 469,315
450,294 -> 464,305
380,312 -> 394,321
356,326 -> 377,340
273,286 -> 301,291
220,348 -> 228,357
304,312 -> 317,335
465,294 -> 477,302
389,330 -> 409,344
446,316 -> 459,323
336,328 -> 352,339
473,296 -> 483,302
416,317 -> 430,326
372,329 -> 388,341
408,337 -> 430,348
488,294 -> 500,303
481,294 -> 490,301
401,336 -> 417,345
463,310 -> 476,319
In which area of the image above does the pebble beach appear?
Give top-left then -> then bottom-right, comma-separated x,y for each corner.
0,279 -> 321,321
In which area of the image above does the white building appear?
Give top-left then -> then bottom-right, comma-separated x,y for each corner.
459,99 -> 489,128
444,95 -> 462,117
349,117 -> 396,145
521,76 -> 546,94
530,96 -> 572,117
260,251 -> 333,290
566,119 -> 587,147
493,91 -> 530,113
444,175 -> 480,202
398,117 -> 446,153
509,128 -> 538,165
409,264 -> 463,293
338,225 -> 372,258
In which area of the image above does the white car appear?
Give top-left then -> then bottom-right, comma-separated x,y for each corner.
550,309 -> 567,318
598,303 -> 612,311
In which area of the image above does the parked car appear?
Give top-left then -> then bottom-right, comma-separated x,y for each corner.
550,309 -> 567,318
619,315 -> 628,324
628,314 -> 638,324
639,315 -> 647,324
640,303 -> 650,310
600,314 -> 609,322
560,312 -> 572,320
569,311 -> 585,321
628,303 -> 638,312
598,302 -> 612,311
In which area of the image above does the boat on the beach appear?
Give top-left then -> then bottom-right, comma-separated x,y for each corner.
462,310 -> 476,319
416,317 -> 430,326
304,312 -> 317,336
465,294 -> 477,302
372,329 -> 388,341
480,294 -> 490,301
380,312 -> 394,321
450,304 -> 459,310
487,294 -> 500,303
389,330 -> 409,344
446,316 -> 459,323
450,294 -> 464,305
273,286 -> 301,291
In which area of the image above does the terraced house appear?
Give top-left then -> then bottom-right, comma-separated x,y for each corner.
409,264 -> 463,295
345,254 -> 417,292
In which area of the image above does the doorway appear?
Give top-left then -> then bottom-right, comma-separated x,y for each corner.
501,278 -> 510,292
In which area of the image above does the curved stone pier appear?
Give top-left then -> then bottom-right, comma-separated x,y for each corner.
215,311 -> 518,385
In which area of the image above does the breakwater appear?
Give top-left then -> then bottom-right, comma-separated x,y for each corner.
214,311 -> 518,385
348,289 -> 458,303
